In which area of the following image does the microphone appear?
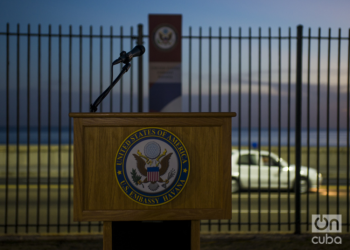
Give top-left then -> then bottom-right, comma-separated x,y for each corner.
112,45 -> 145,65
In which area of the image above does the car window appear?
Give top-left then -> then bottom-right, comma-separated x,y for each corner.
237,154 -> 258,165
261,155 -> 279,166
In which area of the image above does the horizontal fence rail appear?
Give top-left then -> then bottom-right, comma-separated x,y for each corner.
0,23 -> 349,234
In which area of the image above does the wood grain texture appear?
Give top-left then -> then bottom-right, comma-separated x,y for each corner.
103,221 -> 112,250
191,220 -> 200,250
73,118 -> 84,221
71,113 -> 234,221
80,208 -> 227,221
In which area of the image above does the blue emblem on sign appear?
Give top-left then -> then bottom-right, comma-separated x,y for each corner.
115,128 -> 190,206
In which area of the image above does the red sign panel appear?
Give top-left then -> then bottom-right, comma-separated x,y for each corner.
149,14 -> 182,112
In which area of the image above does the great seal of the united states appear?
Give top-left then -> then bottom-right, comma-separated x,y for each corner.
114,127 -> 190,206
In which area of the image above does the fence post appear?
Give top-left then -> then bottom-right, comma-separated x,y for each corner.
137,24 -> 143,112
295,24 -> 303,234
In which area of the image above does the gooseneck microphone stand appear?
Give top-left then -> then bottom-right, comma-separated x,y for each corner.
90,61 -> 131,112
89,43 -> 146,112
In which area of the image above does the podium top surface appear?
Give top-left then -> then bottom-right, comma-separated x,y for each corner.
69,112 -> 236,118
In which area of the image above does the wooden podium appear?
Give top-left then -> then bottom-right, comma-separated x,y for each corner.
69,112 -> 236,250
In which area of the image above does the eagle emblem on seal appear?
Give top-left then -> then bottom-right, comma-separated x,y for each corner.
154,26 -> 176,50
131,141 -> 176,191
158,29 -> 173,45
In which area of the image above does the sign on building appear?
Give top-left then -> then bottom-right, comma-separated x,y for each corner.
149,14 -> 182,112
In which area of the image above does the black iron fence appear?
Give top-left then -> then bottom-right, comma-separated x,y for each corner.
0,23 -> 349,234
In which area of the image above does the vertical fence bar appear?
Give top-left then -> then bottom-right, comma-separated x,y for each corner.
120,26 -> 123,112
137,24 -> 143,113
189,27 -> 192,112
37,24 -> 42,232
316,28 -> 321,216
219,27 -> 222,112
89,26 -> 93,109
228,27 -> 231,113
15,23 -> 20,234
248,27 -> 251,231
306,27 -> 311,231
295,24 -> 303,235
258,27 -> 261,232
78,25 -> 82,232
58,24 -> 62,233
228,28 -> 231,229
79,26 -> 83,113
47,24 -> 52,233
199,27 -> 202,112
326,28 -> 331,216
100,26 -> 103,112
238,26 -> 241,231
209,27 -> 212,112
26,24 -> 31,233
278,27 -> 281,231
68,25 -> 72,233
268,27 -> 271,232
287,27 -> 291,231
110,26 -> 113,112
89,25 -> 93,231
130,27 -> 133,112
5,22 -> 10,234
336,28 -> 341,216
99,24 -> 103,225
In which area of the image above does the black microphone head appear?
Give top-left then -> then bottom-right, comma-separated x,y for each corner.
137,45 -> 146,55
128,45 -> 145,58
112,45 -> 146,65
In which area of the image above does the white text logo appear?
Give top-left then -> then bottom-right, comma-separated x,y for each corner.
312,214 -> 342,233
311,234 -> 342,244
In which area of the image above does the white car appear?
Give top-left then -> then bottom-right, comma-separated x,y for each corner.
231,149 -> 322,193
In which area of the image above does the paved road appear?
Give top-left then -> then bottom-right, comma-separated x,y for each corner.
0,182 -> 349,234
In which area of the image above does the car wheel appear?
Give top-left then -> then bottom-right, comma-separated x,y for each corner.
294,177 -> 309,194
232,178 -> 240,193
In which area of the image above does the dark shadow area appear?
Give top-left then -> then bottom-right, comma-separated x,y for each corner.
1,233 -> 349,250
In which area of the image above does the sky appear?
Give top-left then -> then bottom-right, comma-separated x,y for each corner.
0,0 -> 350,130
1,0 -> 350,35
